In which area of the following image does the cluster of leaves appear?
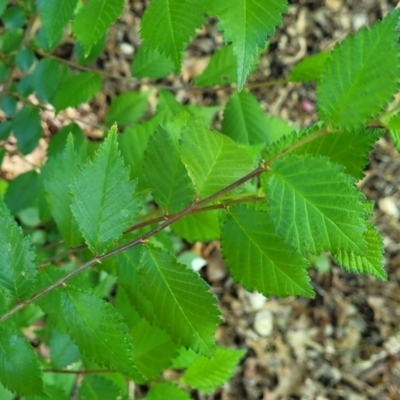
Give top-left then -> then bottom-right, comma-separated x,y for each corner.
0,0 -> 400,398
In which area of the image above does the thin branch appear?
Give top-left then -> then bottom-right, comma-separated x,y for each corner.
42,368 -> 117,375
39,193 -> 265,265
0,166 -> 266,324
33,48 -> 287,93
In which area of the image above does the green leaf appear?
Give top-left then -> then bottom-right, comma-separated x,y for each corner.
32,59 -> 67,103
4,170 -> 40,213
195,44 -> 239,87
0,327 -> 44,396
0,0 -> 7,16
221,205 -> 313,297
206,0 -> 287,90
263,122 -> 320,161
44,135 -> 85,246
0,29 -> 23,53
70,127 -> 140,254
145,382 -> 191,400
132,45 -> 175,79
222,91 -> 268,145
334,219 -> 386,280
144,125 -> 195,213
13,106 -> 42,155
289,51 -> 331,82
0,96 -> 17,117
61,287 -> 144,381
195,44 -> 262,87
15,48 -> 35,72
2,6 -> 25,29
183,347 -> 245,394
47,123 -> 85,158
79,375 -> 123,400
171,210 -> 221,242
0,61 -> 11,81
388,114 -> 400,152
139,245 -> 220,356
292,128 -> 383,179
105,91 -> 149,126
117,247 -> 156,324
318,10 -> 400,128
0,209 -> 38,300
53,72 -> 102,113
0,121 -> 12,140
180,119 -> 254,199
37,0 -> 78,47
118,118 -> 158,182
49,329 -> 80,369
170,347 -> 199,369
141,0 -> 205,70
74,35 -> 106,65
72,0 -> 124,55
130,319 -> 178,379
268,154 -> 367,255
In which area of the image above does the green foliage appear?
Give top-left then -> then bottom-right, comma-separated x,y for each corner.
0,327 -> 44,396
72,0 -> 124,55
317,9 -> 400,128
206,0 -> 287,90
0,2 -> 398,399
182,347 -> 246,393
70,127 -> 140,254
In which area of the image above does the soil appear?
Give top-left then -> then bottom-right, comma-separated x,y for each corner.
2,1 -> 400,399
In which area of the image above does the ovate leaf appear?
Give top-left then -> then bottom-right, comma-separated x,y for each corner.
118,118 -> 158,183
45,135 -> 84,246
61,287 -> 144,381
183,347 -> 246,394
206,0 -> 287,90
53,72 -> 102,112
0,210 -> 37,300
72,0 -> 124,54
292,128 -> 383,179
139,245 -> 220,357
49,329 -> 80,369
195,44 -> 240,87
180,119 -> 254,199
222,91 -> 268,145
144,125 -> 195,213
13,106 -> 42,155
141,0 -> 205,70
132,45 -> 175,79
289,51 -> 331,82
171,210 -> 221,242
0,327 -> 44,396
334,219 -> 386,280
37,0 -> 78,47
32,58 -> 67,103
70,127 -> 140,254
388,114 -> 400,152
130,319 -> 178,379
105,91 -> 149,126
117,247 -> 156,324
79,375 -> 123,400
318,10 -> 400,128
221,205 -> 313,297
268,154 -> 367,255
145,382 -> 191,400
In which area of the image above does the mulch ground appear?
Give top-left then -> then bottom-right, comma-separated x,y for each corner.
2,1 -> 400,399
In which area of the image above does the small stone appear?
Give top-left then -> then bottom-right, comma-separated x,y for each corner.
254,310 -> 274,337
120,43 -> 134,55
